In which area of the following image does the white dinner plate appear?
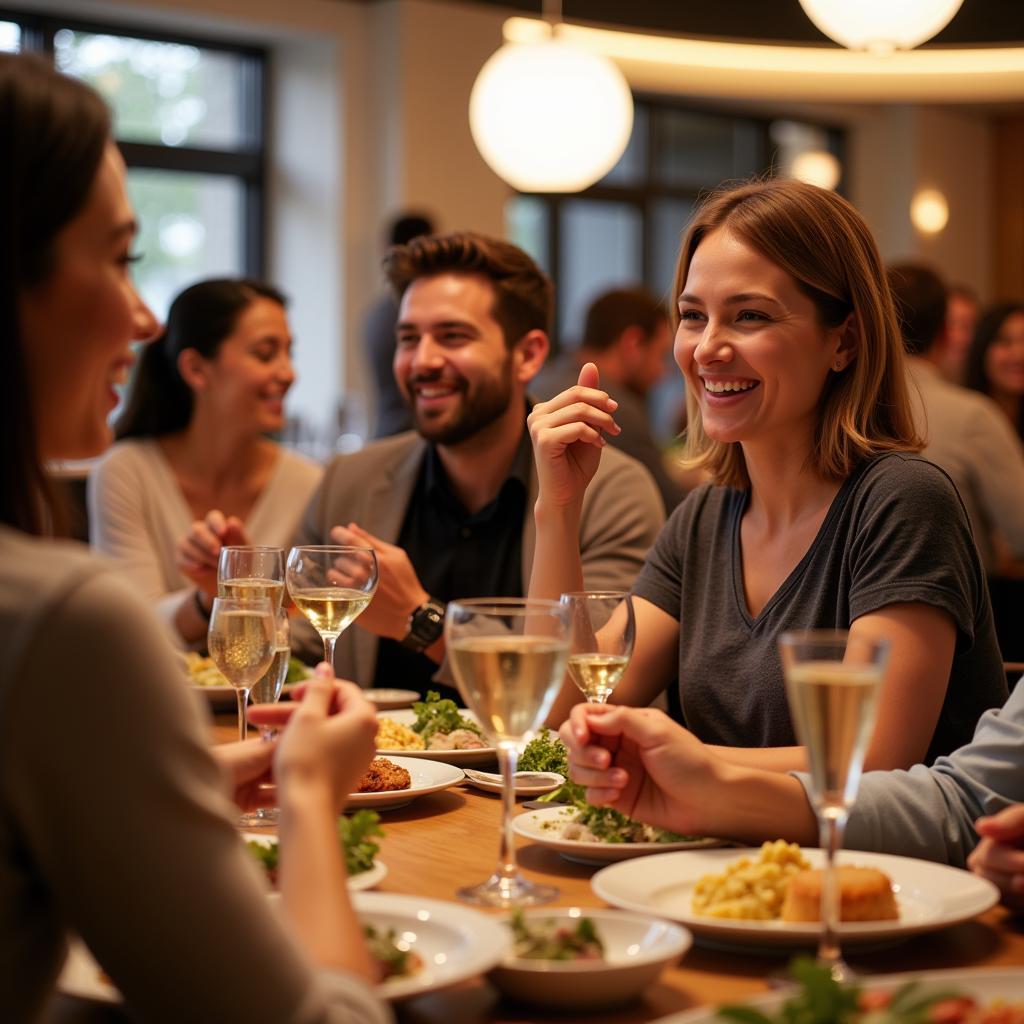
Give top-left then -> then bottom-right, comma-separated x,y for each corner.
242,832 -> 388,891
653,967 -> 1024,1024
375,709 -> 498,767
463,768 -> 564,796
346,756 -> 465,810
364,688 -> 420,710
354,891 -> 511,1000
592,848 -> 1000,949
513,806 -> 727,865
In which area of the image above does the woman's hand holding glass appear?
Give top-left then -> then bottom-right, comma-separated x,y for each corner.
561,591 -> 635,703
286,545 -> 378,666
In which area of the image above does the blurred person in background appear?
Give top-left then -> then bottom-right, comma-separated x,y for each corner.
888,263 -> 1024,575
938,283 -> 980,383
965,302 -> 1024,444
363,211 -> 435,439
533,286 -> 688,510
1,52 -> 386,1024
89,277 -> 321,647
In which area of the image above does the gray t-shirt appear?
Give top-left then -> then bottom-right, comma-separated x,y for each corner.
633,453 -> 1007,765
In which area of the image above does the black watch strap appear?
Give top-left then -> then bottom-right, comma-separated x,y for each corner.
400,598 -> 446,653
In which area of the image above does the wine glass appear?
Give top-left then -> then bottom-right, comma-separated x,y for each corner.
207,597 -> 276,742
778,629 -> 890,982
445,598 -> 570,907
217,546 -> 285,613
238,607 -> 290,829
560,591 -> 635,703
286,545 -> 378,667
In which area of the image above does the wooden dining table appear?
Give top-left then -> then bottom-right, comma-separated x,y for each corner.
49,711 -> 1024,1024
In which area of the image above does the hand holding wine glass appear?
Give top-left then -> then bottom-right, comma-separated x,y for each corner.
560,591 -> 634,703
779,629 -> 889,982
446,598 -> 570,907
286,546 -> 378,667
207,597 -> 276,742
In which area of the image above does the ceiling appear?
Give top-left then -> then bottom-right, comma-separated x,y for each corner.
437,0 -> 1024,47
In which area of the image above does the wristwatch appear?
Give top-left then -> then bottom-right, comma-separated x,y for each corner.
400,598 -> 446,653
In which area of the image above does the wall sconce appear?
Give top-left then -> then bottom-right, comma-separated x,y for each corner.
469,27 -> 633,193
790,150 -> 842,190
797,0 -> 964,53
910,188 -> 950,234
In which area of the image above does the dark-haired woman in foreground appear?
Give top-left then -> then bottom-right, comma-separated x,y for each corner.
0,52 -> 387,1024
89,277 -> 321,645
531,179 -> 1006,771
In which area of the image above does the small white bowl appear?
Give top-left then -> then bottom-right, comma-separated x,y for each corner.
489,906 -> 691,1009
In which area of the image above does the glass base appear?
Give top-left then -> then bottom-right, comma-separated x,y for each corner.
238,807 -> 279,829
457,872 -> 558,908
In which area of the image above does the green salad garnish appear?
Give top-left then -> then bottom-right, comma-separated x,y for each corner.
510,909 -> 604,960
518,729 -> 569,775
246,809 -> 383,879
411,690 -> 482,742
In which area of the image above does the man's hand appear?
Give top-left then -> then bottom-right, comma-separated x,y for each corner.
968,804 -> 1024,912
329,522 -> 428,641
176,509 -> 251,596
212,738 -> 277,811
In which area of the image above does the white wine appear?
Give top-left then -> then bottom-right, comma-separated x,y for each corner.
208,610 -> 274,686
250,645 -> 289,705
449,635 -> 568,745
218,577 -> 284,613
785,661 -> 882,812
567,652 -> 629,703
291,587 -> 371,637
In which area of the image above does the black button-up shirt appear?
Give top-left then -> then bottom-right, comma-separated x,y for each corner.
372,425 -> 532,703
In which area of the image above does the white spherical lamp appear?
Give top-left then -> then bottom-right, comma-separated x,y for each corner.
469,38 -> 634,193
910,189 -> 949,234
797,0 -> 964,52
790,150 -> 842,190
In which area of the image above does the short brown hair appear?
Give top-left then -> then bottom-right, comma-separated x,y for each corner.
384,231 -> 552,347
582,286 -> 666,352
673,179 -> 923,489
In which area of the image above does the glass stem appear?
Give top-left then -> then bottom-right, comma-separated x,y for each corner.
818,807 -> 848,973
236,687 -> 251,742
497,744 -> 520,888
323,632 -> 338,670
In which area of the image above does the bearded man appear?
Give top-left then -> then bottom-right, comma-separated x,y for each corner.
295,232 -> 664,699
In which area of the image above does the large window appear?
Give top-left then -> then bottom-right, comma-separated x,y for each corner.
2,8 -> 266,315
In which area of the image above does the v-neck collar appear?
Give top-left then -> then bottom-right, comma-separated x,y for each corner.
729,464 -> 865,629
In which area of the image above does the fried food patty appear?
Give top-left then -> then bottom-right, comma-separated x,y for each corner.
356,757 -> 412,793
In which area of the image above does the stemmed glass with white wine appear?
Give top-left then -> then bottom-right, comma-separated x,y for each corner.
217,545 -> 285,612
446,598 -> 570,907
207,597 -> 276,742
238,606 -> 290,829
286,546 -> 378,667
779,629 -> 890,982
560,591 -> 634,703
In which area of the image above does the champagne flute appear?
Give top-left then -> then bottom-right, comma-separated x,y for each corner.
779,629 -> 890,982
560,591 -> 635,703
238,607 -> 290,829
286,545 -> 378,667
446,598 -> 570,907
207,597 -> 276,742
217,546 -> 285,613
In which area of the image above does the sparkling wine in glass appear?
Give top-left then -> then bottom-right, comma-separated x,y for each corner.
239,607 -> 290,829
779,629 -> 889,982
560,591 -> 634,704
286,546 -> 378,667
446,598 -> 570,907
208,597 -> 275,742
217,546 -> 285,613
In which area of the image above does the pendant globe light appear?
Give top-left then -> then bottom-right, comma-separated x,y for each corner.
469,9 -> 633,193
797,0 -> 965,53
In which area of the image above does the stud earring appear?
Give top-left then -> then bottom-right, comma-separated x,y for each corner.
833,360 -> 843,371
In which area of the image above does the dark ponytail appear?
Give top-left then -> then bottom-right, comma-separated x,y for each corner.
115,277 -> 287,439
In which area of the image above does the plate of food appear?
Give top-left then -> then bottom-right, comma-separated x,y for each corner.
656,962 -> 1024,1024
375,692 -> 497,767
347,755 -> 465,810
591,843 -> 1000,948
183,651 -> 311,709
364,688 -> 420,711
353,891 -> 510,1000
244,809 -> 388,891
513,805 -> 724,866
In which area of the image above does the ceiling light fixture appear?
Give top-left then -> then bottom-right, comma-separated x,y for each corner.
797,0 -> 965,53
469,2 -> 633,193
911,189 -> 950,234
